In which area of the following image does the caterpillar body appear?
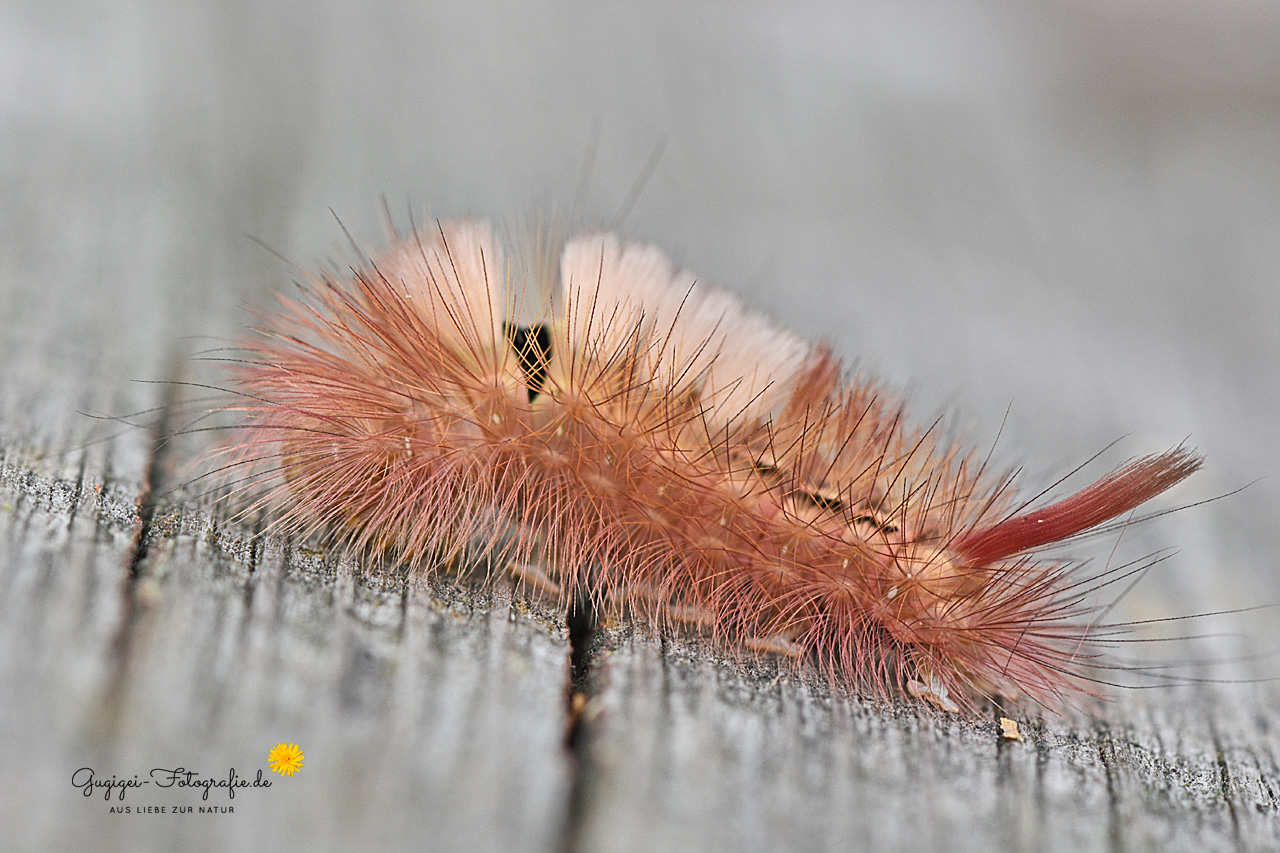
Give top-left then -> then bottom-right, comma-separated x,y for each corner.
221,218 -> 1200,715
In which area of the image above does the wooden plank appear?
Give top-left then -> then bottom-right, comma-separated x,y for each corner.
3,436 -> 1278,852
4,3 -> 1280,851
0,453 -> 574,853
571,625 -> 1280,853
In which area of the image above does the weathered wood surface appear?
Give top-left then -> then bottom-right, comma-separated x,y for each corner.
3,2 -> 1280,851
0,452 -> 571,853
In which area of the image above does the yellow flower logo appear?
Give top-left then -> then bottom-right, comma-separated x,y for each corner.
268,743 -> 304,777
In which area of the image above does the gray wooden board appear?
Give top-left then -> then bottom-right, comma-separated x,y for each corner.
3,447 -> 1278,853
4,1 -> 1280,851
574,626 -> 1280,853
0,451 -> 573,853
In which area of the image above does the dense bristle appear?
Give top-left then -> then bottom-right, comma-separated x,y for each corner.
952,448 -> 1203,566
217,218 -> 1201,715
558,232 -> 812,426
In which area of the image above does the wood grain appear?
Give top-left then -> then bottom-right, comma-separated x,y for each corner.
572,625 -> 1280,853
3,443 -> 1276,851
0,449 -> 573,853
4,2 -> 1280,850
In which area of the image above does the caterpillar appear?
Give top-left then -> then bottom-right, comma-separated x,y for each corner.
216,217 -> 1201,715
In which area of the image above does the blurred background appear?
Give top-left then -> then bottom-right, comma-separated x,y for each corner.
2,0 -> 1278,656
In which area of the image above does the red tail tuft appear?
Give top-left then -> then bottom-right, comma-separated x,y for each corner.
952,447 -> 1202,565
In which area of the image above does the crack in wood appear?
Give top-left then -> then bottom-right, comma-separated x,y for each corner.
97,362 -> 181,741
1095,728 -> 1125,853
1210,720 -> 1244,848
558,585 -> 599,853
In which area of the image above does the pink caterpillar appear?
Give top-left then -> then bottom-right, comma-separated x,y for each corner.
219,218 -> 1200,714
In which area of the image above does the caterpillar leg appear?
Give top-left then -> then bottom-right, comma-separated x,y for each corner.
742,634 -> 805,659
507,560 -> 563,598
906,676 -> 962,714
665,602 -> 717,630
604,580 -> 717,629
607,580 -> 805,659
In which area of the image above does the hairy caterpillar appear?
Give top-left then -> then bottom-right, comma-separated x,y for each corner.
217,217 -> 1200,715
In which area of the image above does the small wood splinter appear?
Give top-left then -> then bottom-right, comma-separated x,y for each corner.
1000,718 -> 1024,741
